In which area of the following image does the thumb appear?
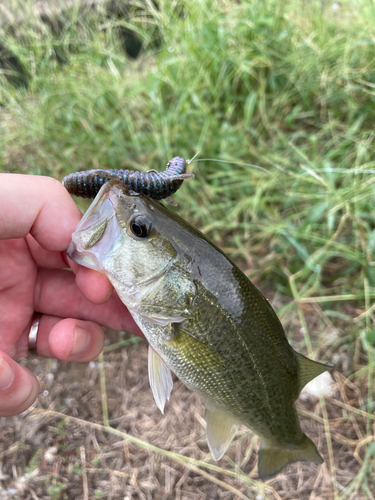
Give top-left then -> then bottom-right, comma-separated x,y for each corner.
0,353 -> 40,417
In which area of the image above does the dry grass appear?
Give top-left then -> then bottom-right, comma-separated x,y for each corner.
1,314 -> 374,500
1,0 -> 375,498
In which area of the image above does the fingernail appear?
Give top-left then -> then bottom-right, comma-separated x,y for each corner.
71,327 -> 91,356
0,357 -> 15,391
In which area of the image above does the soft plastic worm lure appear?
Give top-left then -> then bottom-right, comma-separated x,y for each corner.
62,157 -> 194,200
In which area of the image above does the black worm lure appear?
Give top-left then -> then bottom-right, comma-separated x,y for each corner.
62,157 -> 194,200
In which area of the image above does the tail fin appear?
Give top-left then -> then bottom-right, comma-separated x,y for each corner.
258,434 -> 323,480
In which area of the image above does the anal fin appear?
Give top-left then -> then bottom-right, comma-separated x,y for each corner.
148,345 -> 173,414
204,405 -> 239,461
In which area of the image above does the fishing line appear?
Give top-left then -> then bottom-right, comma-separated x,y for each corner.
186,154 -> 305,261
191,157 -> 272,176
186,151 -> 200,164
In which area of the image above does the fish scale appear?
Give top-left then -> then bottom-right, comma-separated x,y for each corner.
67,179 -> 332,480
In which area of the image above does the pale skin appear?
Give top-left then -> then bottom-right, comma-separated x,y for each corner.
0,174 -> 142,417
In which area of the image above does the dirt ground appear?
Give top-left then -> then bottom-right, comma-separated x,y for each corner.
0,317 -> 373,500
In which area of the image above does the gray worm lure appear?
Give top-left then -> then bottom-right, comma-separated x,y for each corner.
62,157 -> 193,200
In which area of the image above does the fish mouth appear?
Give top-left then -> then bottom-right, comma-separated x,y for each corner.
66,240 -> 76,261
66,239 -> 101,270
66,182 -> 124,267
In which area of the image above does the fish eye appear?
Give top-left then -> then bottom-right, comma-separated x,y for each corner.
129,215 -> 152,238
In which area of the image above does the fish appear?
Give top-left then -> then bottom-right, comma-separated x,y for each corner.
66,179 -> 332,480
62,156 -> 194,200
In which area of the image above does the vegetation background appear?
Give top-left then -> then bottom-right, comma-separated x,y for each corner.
1,0 -> 375,498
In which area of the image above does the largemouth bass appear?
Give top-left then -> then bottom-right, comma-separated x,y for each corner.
67,180 -> 331,480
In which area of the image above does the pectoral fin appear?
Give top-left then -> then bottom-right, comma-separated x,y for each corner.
148,345 -> 173,414
204,405 -> 239,461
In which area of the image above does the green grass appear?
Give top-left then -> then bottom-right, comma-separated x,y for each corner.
1,0 -> 375,497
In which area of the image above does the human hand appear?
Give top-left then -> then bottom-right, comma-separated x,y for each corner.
0,174 -> 141,417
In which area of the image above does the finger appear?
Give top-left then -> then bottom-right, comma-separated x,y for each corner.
16,315 -> 105,360
0,174 -> 82,251
66,255 -> 80,274
0,353 -> 40,417
75,266 -> 113,304
35,268 -> 142,336
25,234 -> 69,269
63,255 -> 114,305
36,316 -> 105,362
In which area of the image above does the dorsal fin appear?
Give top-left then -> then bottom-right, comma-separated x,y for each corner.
295,352 -> 334,395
